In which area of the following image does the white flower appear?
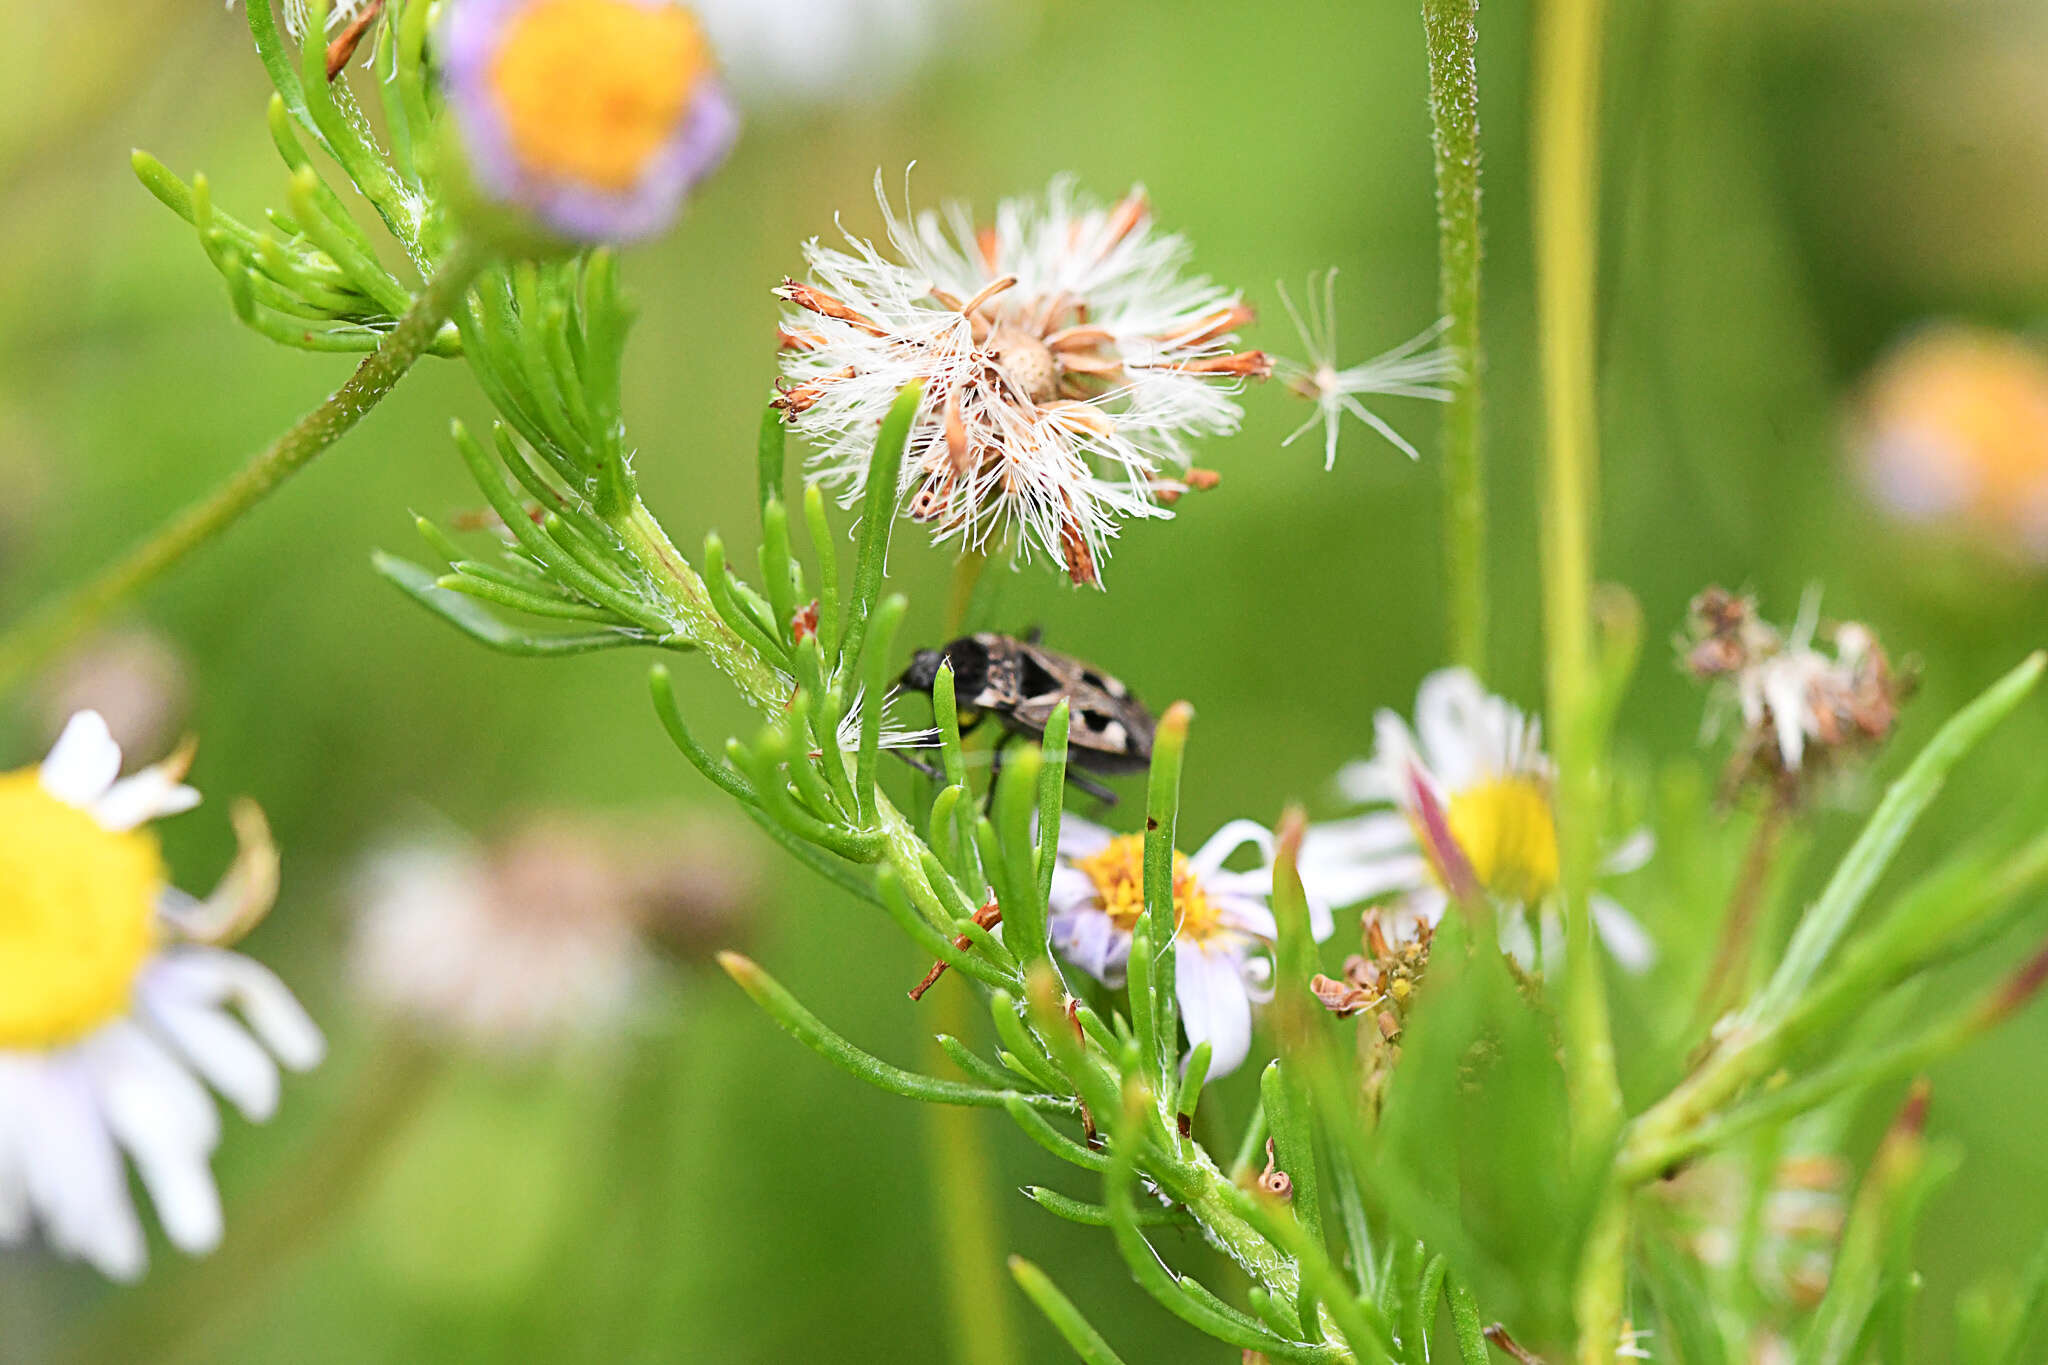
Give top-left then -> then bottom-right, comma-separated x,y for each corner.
690,0 -> 982,109
0,713 -> 324,1281
1045,817 -> 1335,1079
1306,668 -> 1655,971
1272,268 -> 1456,469
351,821 -> 655,1053
776,172 -> 1268,586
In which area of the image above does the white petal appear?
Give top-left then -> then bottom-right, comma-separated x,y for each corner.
78,1023 -> 220,1156
1176,946 -> 1255,1080
1055,816 -> 1115,860
1050,905 -> 1129,987
1601,829 -> 1656,877
83,1031 -> 223,1255
19,1062 -> 147,1280
1498,911 -> 1539,972
39,711 -> 123,810
0,1068 -> 33,1244
1335,757 -> 1397,804
1413,668 -> 1488,788
92,766 -> 202,833
1212,897 -> 1278,941
1590,895 -> 1658,973
1186,819 -> 1273,881
139,995 -> 282,1122
145,949 -> 325,1073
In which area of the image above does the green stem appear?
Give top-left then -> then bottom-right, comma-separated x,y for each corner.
917,546 -> 1023,1365
1533,0 -> 1623,1354
924,1013 -> 1025,1365
1422,0 -> 1488,676
0,241 -> 486,693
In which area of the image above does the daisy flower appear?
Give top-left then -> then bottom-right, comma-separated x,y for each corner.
0,713 -> 323,1281
775,172 -> 1268,586
351,818 -> 663,1053
441,0 -> 739,243
1306,668 -> 1655,971
1684,586 -> 1904,792
1046,817 -> 1335,1078
1272,268 -> 1457,469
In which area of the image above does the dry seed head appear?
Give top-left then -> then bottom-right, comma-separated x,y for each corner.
775,172 -> 1265,586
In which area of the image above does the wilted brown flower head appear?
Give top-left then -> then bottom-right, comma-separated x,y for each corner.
1683,587 -> 1910,799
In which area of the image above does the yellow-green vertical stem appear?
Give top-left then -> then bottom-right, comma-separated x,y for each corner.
923,1014 -> 1022,1365
916,549 -> 1020,1365
1422,0 -> 1488,675
1534,0 -> 1626,1356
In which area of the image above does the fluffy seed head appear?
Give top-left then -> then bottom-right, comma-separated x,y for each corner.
775,172 -> 1267,586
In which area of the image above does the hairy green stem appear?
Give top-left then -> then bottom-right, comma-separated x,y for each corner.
1422,0 -> 1488,675
0,241 -> 486,693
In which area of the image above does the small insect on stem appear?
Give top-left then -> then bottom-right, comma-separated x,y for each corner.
897,632 -> 1155,807
907,894 -> 1002,1002
325,0 -> 385,80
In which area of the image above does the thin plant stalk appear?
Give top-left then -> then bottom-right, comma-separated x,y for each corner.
0,242 -> 487,692
1532,0 -> 1625,1354
916,548 -> 1023,1365
1422,0 -> 1488,676
1688,794 -> 1790,1040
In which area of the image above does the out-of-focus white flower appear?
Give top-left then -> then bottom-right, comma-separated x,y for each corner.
1272,269 -> 1456,469
351,820 -> 657,1053
776,172 -> 1267,586
691,0 -> 986,109
0,713 -> 323,1281
1045,817 -> 1335,1078
1308,668 -> 1655,971
1684,586 -> 1904,790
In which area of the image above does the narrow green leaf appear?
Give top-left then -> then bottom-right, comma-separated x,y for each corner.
1008,1256 -> 1132,1365
374,553 -> 646,656
839,381 -> 921,676
1144,702 -> 1195,1065
1037,699 -> 1071,910
719,953 -> 1067,1110
1752,652 -> 2045,1024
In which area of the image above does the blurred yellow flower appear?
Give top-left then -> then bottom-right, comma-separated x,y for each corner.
1855,324 -> 2048,563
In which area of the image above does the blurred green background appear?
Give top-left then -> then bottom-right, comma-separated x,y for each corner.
3,0 -> 2048,1360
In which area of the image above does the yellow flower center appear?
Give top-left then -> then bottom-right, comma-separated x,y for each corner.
1442,776 -> 1560,905
489,0 -> 709,192
1075,833 -> 1223,942
0,768 -> 164,1048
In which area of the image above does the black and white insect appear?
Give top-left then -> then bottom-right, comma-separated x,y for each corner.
898,632 -> 1156,805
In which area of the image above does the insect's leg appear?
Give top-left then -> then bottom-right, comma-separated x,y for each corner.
981,732 -> 1018,813
888,749 -> 946,783
1064,768 -> 1120,807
